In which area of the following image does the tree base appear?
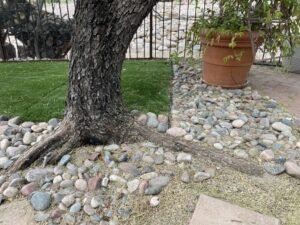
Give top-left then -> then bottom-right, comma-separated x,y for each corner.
8,118 -> 263,176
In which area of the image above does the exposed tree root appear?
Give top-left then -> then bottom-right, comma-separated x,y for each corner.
8,118 -> 263,177
134,123 -> 264,176
8,122 -> 74,173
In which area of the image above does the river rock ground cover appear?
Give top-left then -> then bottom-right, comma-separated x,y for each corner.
0,60 -> 300,225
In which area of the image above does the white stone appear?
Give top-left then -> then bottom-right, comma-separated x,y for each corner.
213,143 -> 223,150
101,177 -> 109,187
232,119 -> 246,128
0,139 -> 10,151
127,179 -> 140,193
184,134 -> 193,141
150,196 -> 160,207
296,142 -> 300,148
177,152 -> 192,163
109,175 -> 126,184
75,179 -> 87,191
166,127 -> 186,137
3,187 -> 18,198
272,122 -> 292,133
53,175 -> 63,184
62,195 -> 75,208
23,132 -> 36,145
91,197 -> 101,208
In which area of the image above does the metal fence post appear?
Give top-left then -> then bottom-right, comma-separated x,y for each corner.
149,10 -> 153,59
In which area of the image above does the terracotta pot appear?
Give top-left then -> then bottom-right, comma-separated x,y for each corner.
200,31 -> 261,89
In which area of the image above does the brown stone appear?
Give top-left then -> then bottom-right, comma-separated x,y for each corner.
50,209 -> 62,219
88,175 -> 102,191
20,182 -> 38,196
189,195 -> 280,225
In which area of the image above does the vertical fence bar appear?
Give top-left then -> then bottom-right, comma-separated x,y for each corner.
150,10 -> 153,59
154,4 -> 157,58
176,0 -> 182,54
143,17 -> 146,58
161,1 -> 166,58
183,0 -> 190,58
169,0 -> 174,58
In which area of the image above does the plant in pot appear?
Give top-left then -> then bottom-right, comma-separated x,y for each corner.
190,0 -> 300,88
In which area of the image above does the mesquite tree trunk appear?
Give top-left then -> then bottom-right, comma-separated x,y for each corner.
64,0 -> 159,143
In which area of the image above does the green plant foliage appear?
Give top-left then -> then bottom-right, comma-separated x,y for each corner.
190,0 -> 300,60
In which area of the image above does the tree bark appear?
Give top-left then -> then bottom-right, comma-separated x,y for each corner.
64,0 -> 159,143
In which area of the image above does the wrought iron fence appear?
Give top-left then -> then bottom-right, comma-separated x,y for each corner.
0,0 -> 281,64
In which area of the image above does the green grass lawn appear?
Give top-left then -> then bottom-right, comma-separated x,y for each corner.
0,60 -> 171,121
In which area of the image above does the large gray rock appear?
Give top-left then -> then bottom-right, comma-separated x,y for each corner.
30,192 -> 51,211
272,122 -> 292,133
145,176 -> 170,195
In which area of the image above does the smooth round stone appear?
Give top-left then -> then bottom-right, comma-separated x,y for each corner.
213,143 -> 223,150
272,122 -> 292,132
6,146 -> 26,158
48,118 -> 60,127
147,117 -> 159,128
166,127 -> 186,137
58,154 -> 71,166
0,157 -> 13,169
181,171 -> 190,183
62,194 -> 75,208
60,180 -> 74,188
109,175 -> 126,184
70,202 -> 82,213
83,204 -> 95,216
232,119 -> 246,128
177,152 -> 192,163
260,150 -> 275,162
0,139 -> 10,151
8,116 -> 21,125
53,175 -> 63,184
75,179 -> 87,191
3,186 -> 18,198
30,192 -> 51,211
137,114 -> 147,125
127,179 -> 140,193
194,172 -> 211,182
157,123 -> 168,133
21,182 -> 37,196
184,134 -> 193,141
296,142 -> 300,148
263,162 -> 285,175
23,132 -> 36,145
284,161 -> 300,179
150,196 -> 160,207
